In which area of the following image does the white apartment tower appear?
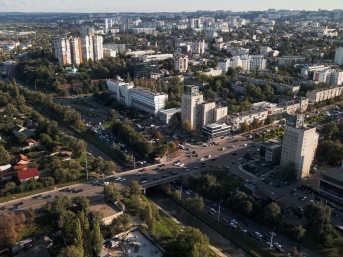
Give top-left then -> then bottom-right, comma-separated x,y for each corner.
174,55 -> 189,72
92,35 -> 104,61
82,35 -> 94,61
54,38 -> 71,65
280,116 -> 319,180
334,47 -> 343,65
181,85 -> 204,129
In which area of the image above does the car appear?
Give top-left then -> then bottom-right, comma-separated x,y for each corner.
135,172 -> 141,176
220,147 -> 225,151
92,180 -> 99,186
254,231 -> 263,238
229,222 -> 237,228
208,210 -> 215,216
222,218 -> 229,223
0,206 -> 7,211
179,163 -> 185,167
44,194 -> 52,199
232,152 -> 237,156
162,174 -> 168,178
115,177 -> 121,181
273,242 -> 282,248
210,208 -> 217,214
153,177 -> 159,180
240,227 -> 248,233
140,178 -> 148,184
103,182 -> 110,186
200,157 -> 205,161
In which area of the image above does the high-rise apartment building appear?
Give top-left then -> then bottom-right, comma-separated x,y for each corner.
334,46 -> 343,65
82,35 -> 94,61
174,54 -> 189,72
191,39 -> 205,55
280,116 -> 319,180
54,35 -> 103,65
181,85 -> 204,129
313,68 -> 343,86
70,38 -> 83,65
92,35 -> 104,61
54,38 -> 71,65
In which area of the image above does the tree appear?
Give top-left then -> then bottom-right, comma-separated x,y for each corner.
185,196 -> 205,212
0,145 -> 10,165
103,161 -> 116,175
289,225 -> 306,241
109,213 -> 133,235
265,116 -> 273,125
91,222 -> 103,256
26,207 -> 36,224
304,202 -> 331,229
263,202 -> 281,224
3,181 -> 17,195
240,122 -> 250,132
239,200 -> 253,216
17,133 -> 27,144
58,245 -> 84,257
108,109 -> 119,122
129,181 -> 142,195
146,203 -> 156,235
173,190 -> 182,201
104,184 -> 121,203
0,212 -> 26,248
175,227 -> 212,257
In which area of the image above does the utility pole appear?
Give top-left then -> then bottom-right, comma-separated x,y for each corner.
132,154 -> 136,169
85,152 -> 88,180
270,226 -> 276,250
217,201 -> 222,222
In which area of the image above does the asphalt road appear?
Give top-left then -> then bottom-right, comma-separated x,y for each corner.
0,134 -> 324,256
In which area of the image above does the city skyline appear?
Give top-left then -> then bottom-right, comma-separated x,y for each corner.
0,0 -> 342,13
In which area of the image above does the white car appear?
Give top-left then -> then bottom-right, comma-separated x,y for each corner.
240,228 -> 248,233
273,242 -> 282,248
120,178 -> 126,182
229,222 -> 237,228
221,147 -> 225,151
179,163 -> 185,167
115,177 -> 121,181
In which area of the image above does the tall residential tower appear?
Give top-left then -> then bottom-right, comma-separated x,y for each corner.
280,115 -> 319,180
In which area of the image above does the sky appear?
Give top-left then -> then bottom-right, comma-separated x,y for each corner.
0,0 -> 342,13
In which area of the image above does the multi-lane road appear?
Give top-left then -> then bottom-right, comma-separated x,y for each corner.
0,133 -> 325,256
0,135 -> 249,211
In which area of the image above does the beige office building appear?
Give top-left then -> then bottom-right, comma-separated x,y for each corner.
280,116 -> 319,180
181,86 -> 204,129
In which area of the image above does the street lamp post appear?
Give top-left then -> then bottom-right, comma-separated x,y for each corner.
180,182 -> 184,201
270,226 -> 277,250
217,200 -> 223,222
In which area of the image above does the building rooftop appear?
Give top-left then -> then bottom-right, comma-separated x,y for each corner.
159,107 -> 181,115
101,228 -> 164,257
89,203 -> 121,218
18,168 -> 39,181
322,167 -> 343,183
230,109 -> 268,117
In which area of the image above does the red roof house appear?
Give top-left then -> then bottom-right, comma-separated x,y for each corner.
15,154 -> 30,165
18,168 -> 39,183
